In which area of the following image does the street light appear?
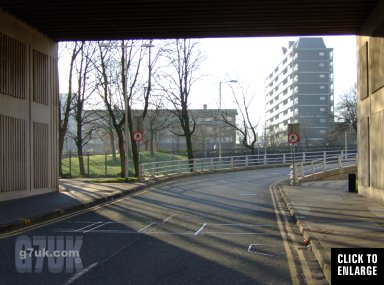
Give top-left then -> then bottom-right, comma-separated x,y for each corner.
99,41 -> 154,180
218,80 -> 238,158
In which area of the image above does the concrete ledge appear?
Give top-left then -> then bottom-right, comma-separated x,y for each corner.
299,165 -> 357,182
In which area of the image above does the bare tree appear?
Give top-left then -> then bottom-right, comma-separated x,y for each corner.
158,39 -> 205,169
221,83 -> 259,154
95,40 -> 160,177
336,83 -> 357,133
58,42 -> 82,176
143,97 -> 171,156
70,42 -> 98,176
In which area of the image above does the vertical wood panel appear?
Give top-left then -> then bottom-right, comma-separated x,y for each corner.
0,114 -> 27,192
33,122 -> 48,189
0,33 -> 26,99
50,56 -> 59,189
32,49 -> 49,105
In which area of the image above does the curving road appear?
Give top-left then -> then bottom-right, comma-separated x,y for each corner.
0,167 -> 325,285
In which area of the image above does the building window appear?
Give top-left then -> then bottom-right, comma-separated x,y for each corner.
319,63 -> 325,67
320,130 -> 326,134
320,119 -> 326,123
320,107 -> 326,112
319,52 -> 325,56
319,74 -> 325,78
320,97 -> 326,101
319,85 -> 325,89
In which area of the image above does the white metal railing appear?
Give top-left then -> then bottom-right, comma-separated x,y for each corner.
140,149 -> 357,180
291,152 -> 357,184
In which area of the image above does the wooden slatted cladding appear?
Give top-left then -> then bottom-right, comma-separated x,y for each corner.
33,122 -> 48,189
49,56 -> 59,189
33,49 -> 49,105
0,33 -> 27,99
0,114 -> 27,192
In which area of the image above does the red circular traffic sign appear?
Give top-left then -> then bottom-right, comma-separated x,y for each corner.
288,132 -> 300,144
133,130 -> 144,142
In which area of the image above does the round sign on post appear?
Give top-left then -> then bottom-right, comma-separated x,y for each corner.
288,132 -> 300,144
133,130 -> 144,142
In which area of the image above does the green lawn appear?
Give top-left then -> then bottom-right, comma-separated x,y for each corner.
61,151 -> 186,178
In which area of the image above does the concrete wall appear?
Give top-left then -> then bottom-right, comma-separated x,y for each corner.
357,0 -> 384,203
0,9 -> 59,201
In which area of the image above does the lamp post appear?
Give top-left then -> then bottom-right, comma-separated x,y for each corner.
218,80 -> 238,158
345,131 -> 348,160
99,41 -> 154,181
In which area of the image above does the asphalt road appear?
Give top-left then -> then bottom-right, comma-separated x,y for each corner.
0,167 -> 321,285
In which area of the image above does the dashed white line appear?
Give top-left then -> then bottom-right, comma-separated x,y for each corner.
83,222 -> 112,233
75,221 -> 103,232
138,222 -> 156,233
62,262 -> 98,285
194,223 -> 207,236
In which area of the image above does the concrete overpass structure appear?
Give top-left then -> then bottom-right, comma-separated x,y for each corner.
0,0 -> 383,202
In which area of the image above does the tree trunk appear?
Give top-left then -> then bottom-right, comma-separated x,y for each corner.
76,143 -> 85,176
58,128 -> 64,176
150,126 -> 155,156
109,126 -> 117,162
116,129 -> 126,178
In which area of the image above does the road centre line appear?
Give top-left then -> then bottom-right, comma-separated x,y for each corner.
194,223 -> 207,236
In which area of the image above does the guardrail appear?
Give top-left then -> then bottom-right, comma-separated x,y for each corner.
140,149 -> 357,180
291,152 -> 357,184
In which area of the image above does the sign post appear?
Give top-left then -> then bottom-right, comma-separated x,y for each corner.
133,130 -> 144,181
288,124 -> 300,185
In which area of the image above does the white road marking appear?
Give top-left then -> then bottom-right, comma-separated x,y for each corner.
207,223 -> 276,227
62,262 -> 98,285
138,222 -> 156,233
240,193 -> 256,196
203,232 -> 279,236
194,223 -> 207,236
162,214 -> 176,223
75,221 -> 103,232
247,244 -> 274,257
269,184 -> 314,285
83,222 -> 112,233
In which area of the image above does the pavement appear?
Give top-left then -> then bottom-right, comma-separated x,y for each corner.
0,173 -> 383,284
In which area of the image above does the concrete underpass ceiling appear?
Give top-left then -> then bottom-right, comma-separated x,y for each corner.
0,0 -> 379,41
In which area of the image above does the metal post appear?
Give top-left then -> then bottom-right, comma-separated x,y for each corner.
105,153 -> 107,176
87,152 -> 90,177
292,145 -> 297,185
69,151 -> 72,177
123,45 -> 129,182
219,82 -> 222,158
345,131 -> 348,160
138,144 -> 143,181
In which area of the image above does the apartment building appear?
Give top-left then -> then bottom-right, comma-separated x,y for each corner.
264,37 -> 334,147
